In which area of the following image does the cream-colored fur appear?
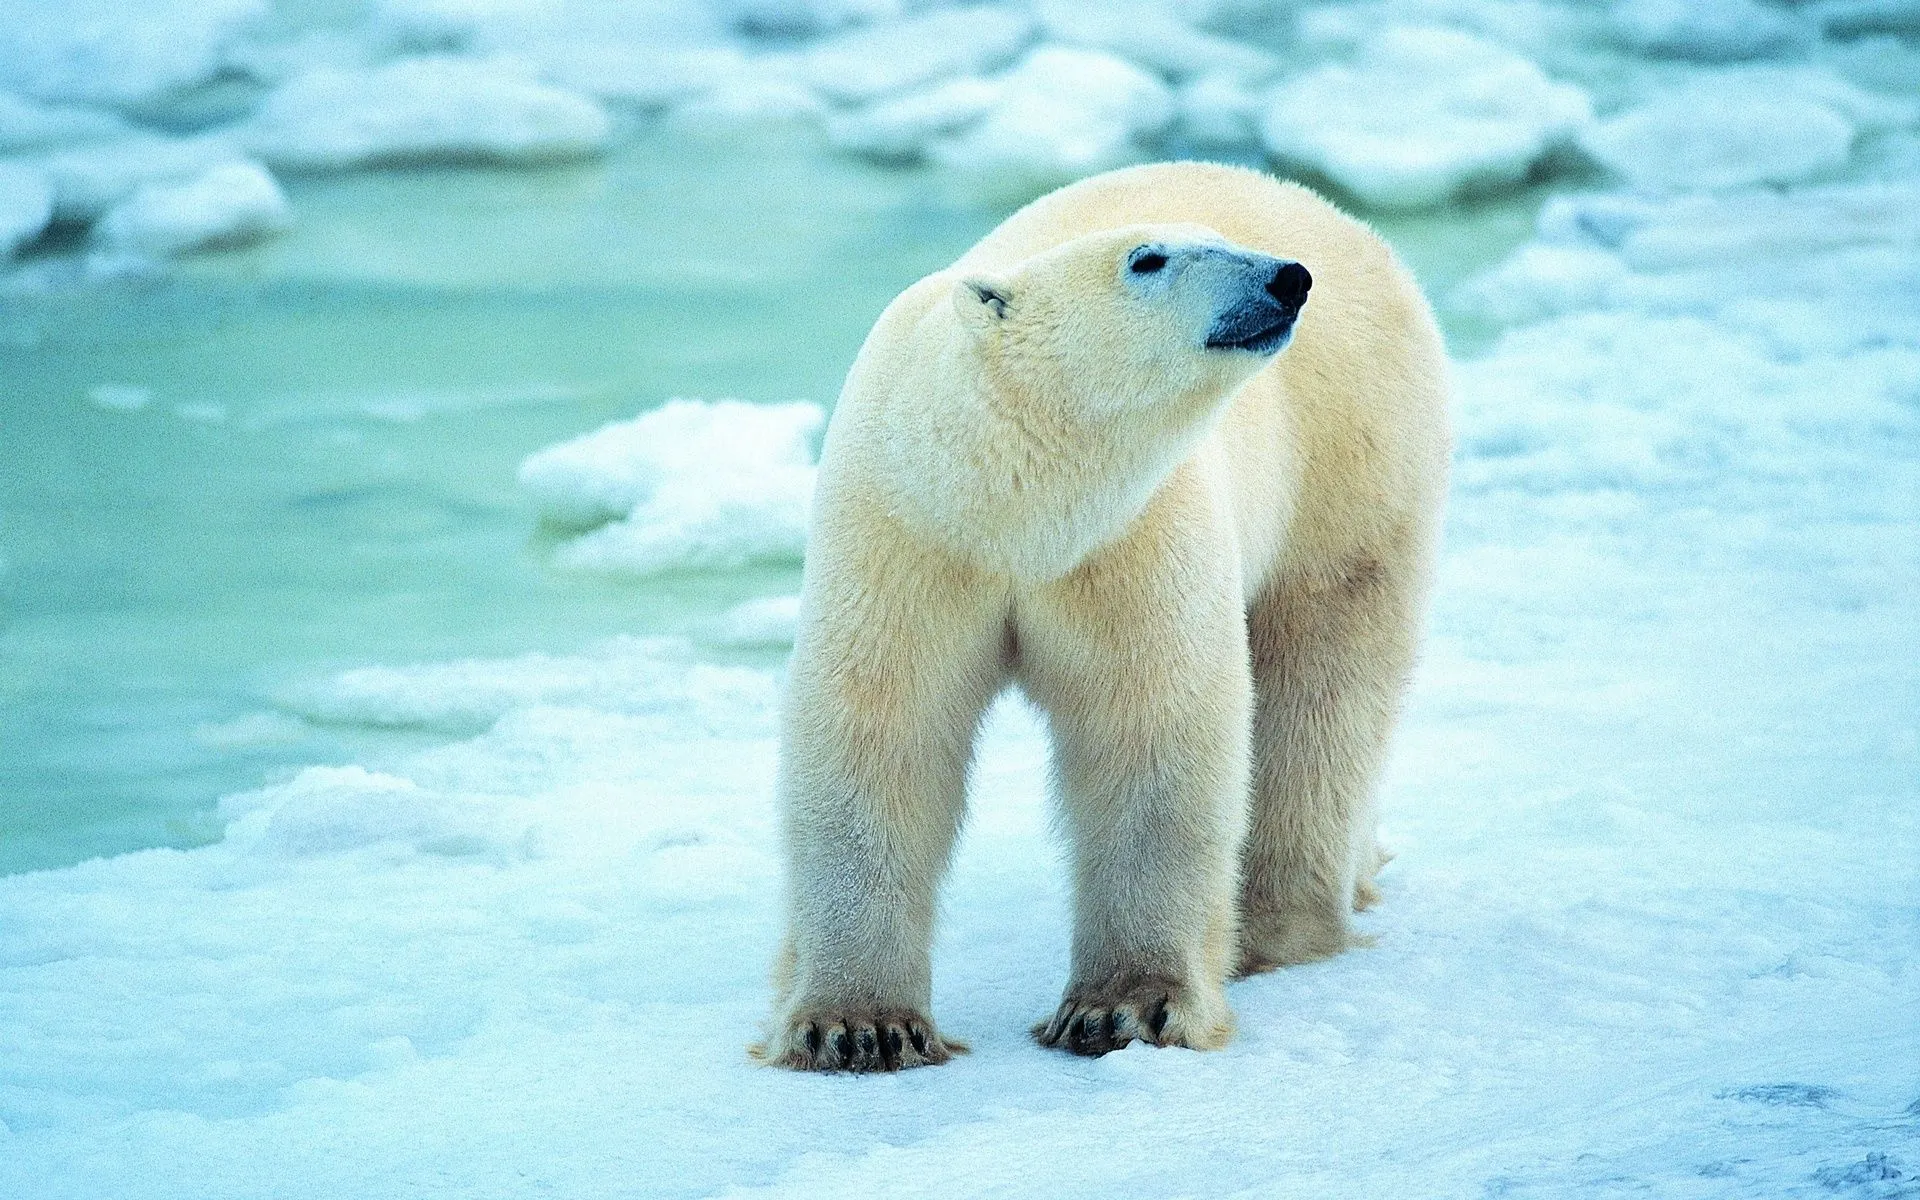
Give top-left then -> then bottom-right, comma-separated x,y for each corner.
757,162 -> 1449,1072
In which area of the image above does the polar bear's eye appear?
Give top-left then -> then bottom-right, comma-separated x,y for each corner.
1130,250 -> 1168,274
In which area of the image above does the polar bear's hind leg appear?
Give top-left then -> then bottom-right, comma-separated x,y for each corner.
1236,544 -> 1423,975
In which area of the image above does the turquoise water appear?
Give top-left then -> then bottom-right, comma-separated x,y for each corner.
0,129 -> 1534,876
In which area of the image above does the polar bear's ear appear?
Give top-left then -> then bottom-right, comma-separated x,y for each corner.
953,275 -> 1012,334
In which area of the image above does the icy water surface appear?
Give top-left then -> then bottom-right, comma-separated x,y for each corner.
0,131 -> 990,873
0,129 -> 1540,875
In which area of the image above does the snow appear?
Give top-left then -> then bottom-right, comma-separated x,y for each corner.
517,398 -> 824,575
89,161 -> 290,260
238,57 -> 612,172
932,46 -> 1176,198
1258,26 -> 1592,210
4,0 -> 1920,1194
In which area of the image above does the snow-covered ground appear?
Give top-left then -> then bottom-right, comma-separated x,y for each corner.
3,0 -> 1918,1196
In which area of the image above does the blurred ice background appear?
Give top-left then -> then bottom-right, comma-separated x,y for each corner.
1,1 -> 1916,1196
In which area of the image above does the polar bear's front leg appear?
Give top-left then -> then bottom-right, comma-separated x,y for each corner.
1016,486 -> 1253,1056
760,545 -> 1007,1072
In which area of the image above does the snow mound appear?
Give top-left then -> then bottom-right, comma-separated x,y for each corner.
1258,26 -> 1591,210
217,765 -> 525,860
239,57 -> 611,172
89,161 -> 290,260
932,46 -> 1176,198
518,398 -> 824,576
795,6 -> 1034,105
1610,0 -> 1809,61
0,162 -> 52,258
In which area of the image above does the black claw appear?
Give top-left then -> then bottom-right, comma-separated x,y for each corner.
855,1027 -> 879,1068
883,1025 -> 904,1062
1101,1011 -> 1117,1046
804,1023 -> 822,1055
908,1025 -> 930,1056
1068,1013 -> 1089,1048
1146,999 -> 1169,1040
832,1029 -> 853,1065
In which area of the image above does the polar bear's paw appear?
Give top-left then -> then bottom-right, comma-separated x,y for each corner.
1235,904 -> 1374,976
1034,972 -> 1232,1056
755,1006 -> 965,1073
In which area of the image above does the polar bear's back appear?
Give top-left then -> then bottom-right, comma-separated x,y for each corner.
961,161 -> 1450,597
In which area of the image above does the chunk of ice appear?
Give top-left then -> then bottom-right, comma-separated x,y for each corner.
825,76 -> 1003,163
0,0 -> 264,110
932,45 -> 1176,198
239,57 -> 611,172
795,6 -> 1034,104
89,161 -> 290,260
33,134 -> 244,223
1259,26 -> 1591,211
519,398 -> 824,577
1580,80 -> 1857,192
1034,0 -> 1280,83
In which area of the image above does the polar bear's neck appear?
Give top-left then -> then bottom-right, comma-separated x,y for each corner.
854,336 -> 1232,584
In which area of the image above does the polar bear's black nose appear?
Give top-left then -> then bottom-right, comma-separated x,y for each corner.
1266,262 -> 1312,309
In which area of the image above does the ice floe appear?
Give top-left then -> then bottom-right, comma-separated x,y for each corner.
1033,0 -> 1280,83
0,0 -> 264,110
33,135 -> 247,223
519,398 -> 824,575
89,161 -> 290,260
794,6 -> 1033,105
239,57 -> 611,171
1258,26 -> 1592,210
932,45 -> 1176,197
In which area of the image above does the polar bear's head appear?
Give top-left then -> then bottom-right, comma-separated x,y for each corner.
949,223 -> 1311,419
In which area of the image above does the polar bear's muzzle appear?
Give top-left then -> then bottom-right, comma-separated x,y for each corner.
1205,258 -> 1312,355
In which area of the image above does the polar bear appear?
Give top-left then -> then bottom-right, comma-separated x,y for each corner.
759,161 -> 1449,1071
